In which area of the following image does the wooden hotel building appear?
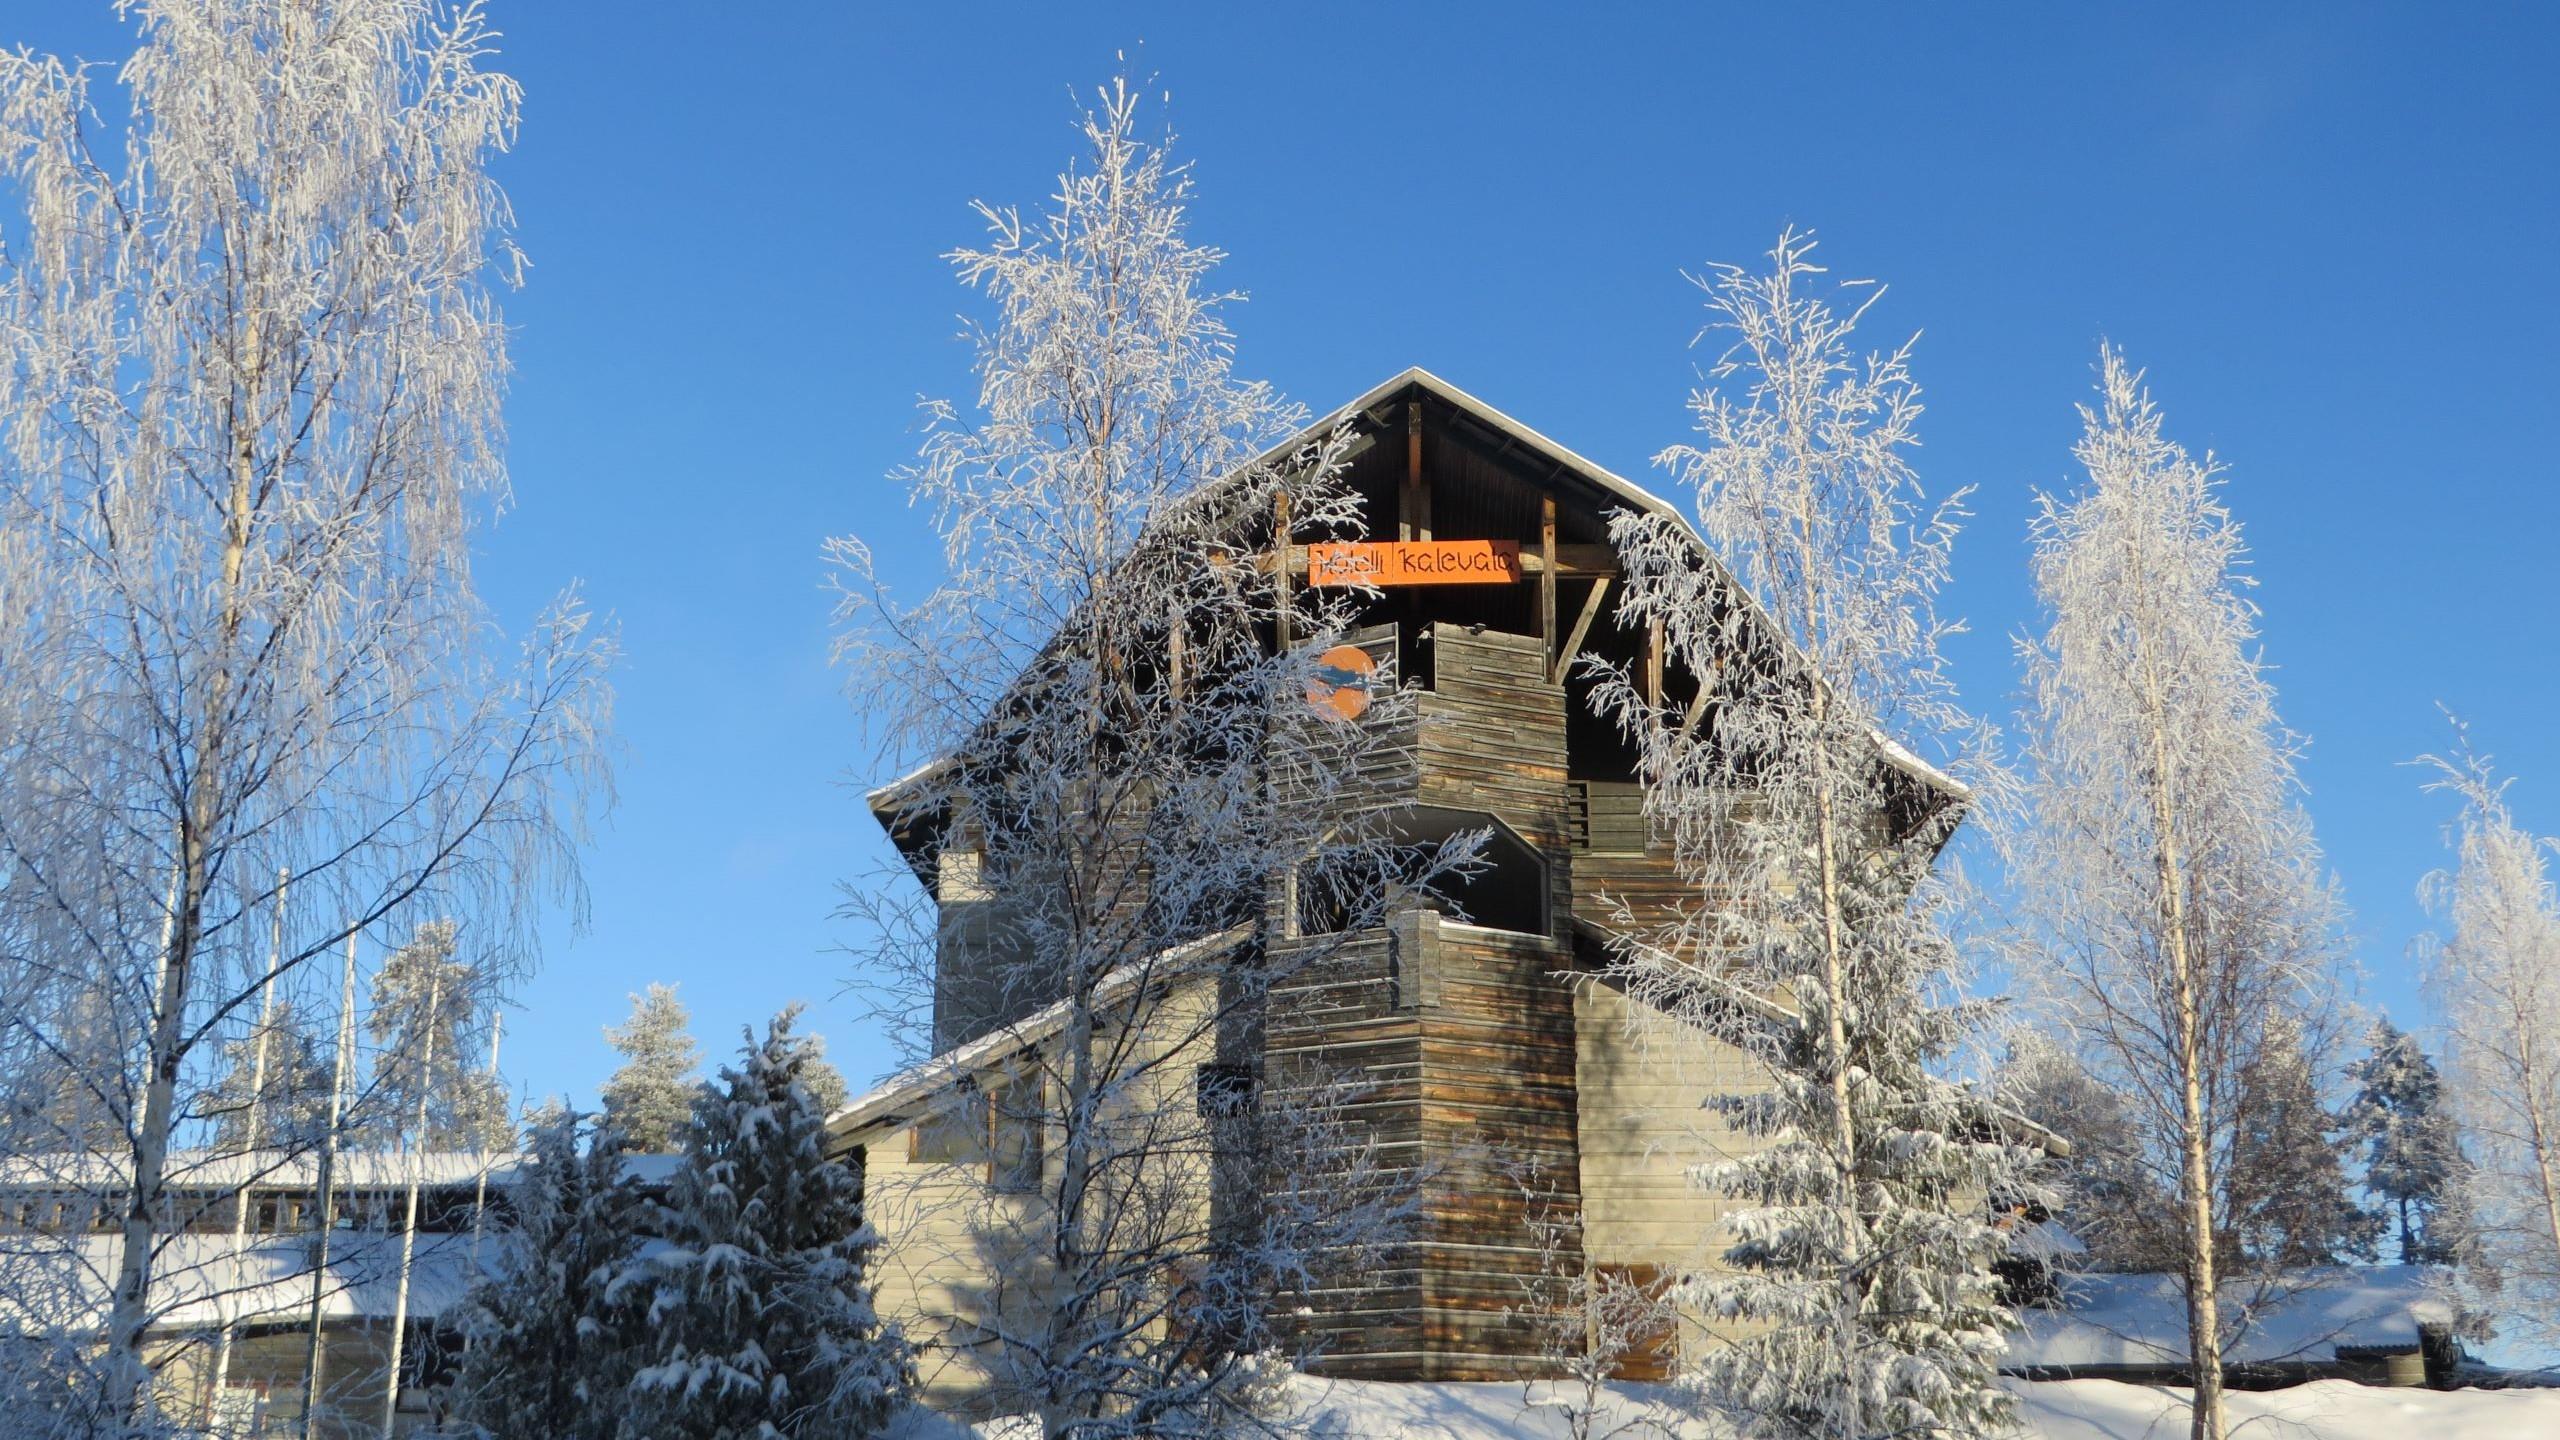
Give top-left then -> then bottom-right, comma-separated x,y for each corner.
833,369 -> 1977,1402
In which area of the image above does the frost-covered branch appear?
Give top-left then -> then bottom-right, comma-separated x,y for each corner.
2005,346 -> 2350,1440
2417,726 -> 2560,1352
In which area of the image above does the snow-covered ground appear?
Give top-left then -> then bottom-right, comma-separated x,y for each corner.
2005,1267 -> 2453,1373
890,1375 -> 2560,1439
2015,1378 -> 2560,1440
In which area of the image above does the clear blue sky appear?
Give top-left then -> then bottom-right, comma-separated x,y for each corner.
15,4 -> 2558,1110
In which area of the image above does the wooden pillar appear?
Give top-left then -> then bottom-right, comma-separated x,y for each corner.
1538,496 -> 1558,682
1274,488 -> 1294,652
1403,400 -> 1430,541
1644,617 -> 1665,721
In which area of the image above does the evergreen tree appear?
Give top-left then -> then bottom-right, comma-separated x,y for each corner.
630,1006 -> 907,1438
196,999 -> 333,1153
2224,1022 -> 2377,1267
798,1040 -> 849,1122
450,1109 -> 649,1440
362,919 -> 511,1150
2345,1017 -> 2463,1265
601,982 -> 701,1152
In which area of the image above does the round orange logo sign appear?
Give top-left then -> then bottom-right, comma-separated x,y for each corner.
1306,644 -> 1376,722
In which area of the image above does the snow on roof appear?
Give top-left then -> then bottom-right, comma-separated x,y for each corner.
0,1150 -> 523,1192
0,1229 -> 487,1337
2005,1266 -> 2455,1372
830,925 -> 1252,1134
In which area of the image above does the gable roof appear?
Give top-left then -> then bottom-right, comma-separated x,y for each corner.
866,366 -> 1966,823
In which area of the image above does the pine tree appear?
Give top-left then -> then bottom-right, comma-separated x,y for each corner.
197,999 -> 333,1153
630,1006 -> 908,1439
1597,231 -> 2027,1440
601,983 -> 701,1153
2225,1021 -> 2377,1267
2345,1017 -> 2463,1265
361,919 -> 511,1151
450,1109 -> 649,1440
801,1038 -> 850,1120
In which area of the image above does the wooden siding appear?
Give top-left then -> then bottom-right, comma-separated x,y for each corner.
1266,626 -> 1594,1378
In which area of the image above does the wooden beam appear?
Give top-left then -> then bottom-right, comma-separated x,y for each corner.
1274,488 -> 1293,652
1644,618 -> 1664,718
1552,575 -> 1611,684
1679,686 -> 1713,738
1406,400 -> 1430,541
1524,545 -> 1618,576
1538,496 -> 1558,683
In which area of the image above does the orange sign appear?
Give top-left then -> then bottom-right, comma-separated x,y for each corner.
1307,540 -> 1522,587
1305,644 -> 1376,722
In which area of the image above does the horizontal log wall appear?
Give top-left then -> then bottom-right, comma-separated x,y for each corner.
1411,628 -> 1583,1379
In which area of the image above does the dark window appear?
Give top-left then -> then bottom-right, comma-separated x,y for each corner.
1295,806 -> 1550,939
1195,1063 -> 1255,1120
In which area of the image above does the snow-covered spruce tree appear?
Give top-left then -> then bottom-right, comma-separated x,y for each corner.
2224,1020 -> 2376,1268
2009,347 -> 2345,1440
448,1109 -> 649,1440
2345,1017 -> 2465,1265
2417,733 -> 2560,1352
602,983 -> 703,1153
0,0 -> 611,1417
831,78 -> 1448,1438
629,1007 -> 909,1439
1592,230 -> 2028,1440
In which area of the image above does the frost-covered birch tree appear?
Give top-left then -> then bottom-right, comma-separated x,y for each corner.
1594,230 -> 2026,1440
2417,732 -> 2560,1352
832,77 -> 1446,1438
2009,347 -> 2344,1440
0,0 -> 610,1418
